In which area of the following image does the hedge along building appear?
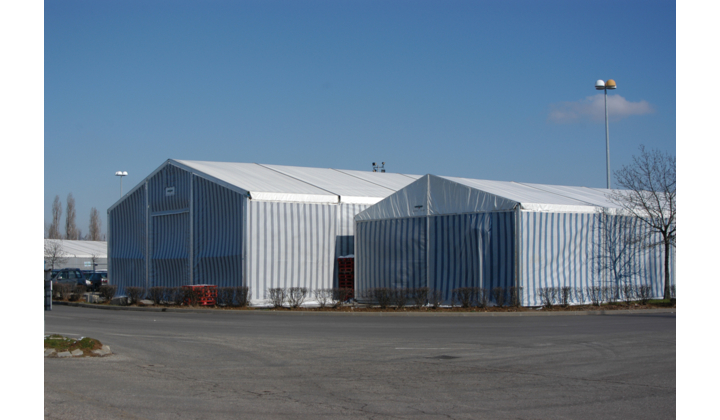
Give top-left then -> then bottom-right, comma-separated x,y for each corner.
353,174 -> 675,306
107,159 -> 420,303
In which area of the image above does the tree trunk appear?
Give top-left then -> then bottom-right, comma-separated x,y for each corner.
663,239 -> 671,300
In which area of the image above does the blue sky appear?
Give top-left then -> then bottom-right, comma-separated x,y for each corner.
43,0 -> 676,236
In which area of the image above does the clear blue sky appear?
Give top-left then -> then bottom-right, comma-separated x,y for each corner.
43,0 -> 676,236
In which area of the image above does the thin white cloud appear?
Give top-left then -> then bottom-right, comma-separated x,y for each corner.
548,94 -> 654,123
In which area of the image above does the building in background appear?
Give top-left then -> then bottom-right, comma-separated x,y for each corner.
44,239 -> 107,272
107,159 -> 419,303
354,174 -> 675,306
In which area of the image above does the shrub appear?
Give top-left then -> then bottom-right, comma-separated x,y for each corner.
477,288 -> 489,308
314,288 -> 333,308
369,288 -> 393,309
638,285 -> 652,304
621,283 -> 636,305
53,283 -> 71,300
99,285 -> 117,301
216,287 -> 234,306
148,287 -> 165,305
492,287 -> 506,307
560,286 -> 572,307
428,289 -> 443,309
510,286 -> 523,307
391,288 -> 409,309
587,286 -> 602,306
332,288 -> 352,307
125,287 -> 145,305
574,288 -> 585,304
268,288 -> 286,308
235,286 -> 251,307
69,284 -> 86,301
410,287 -> 429,309
603,286 -> 618,304
287,287 -> 308,308
453,287 -> 477,308
167,287 -> 184,305
538,287 -> 557,308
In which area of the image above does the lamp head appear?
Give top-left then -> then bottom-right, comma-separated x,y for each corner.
595,80 -> 605,90
605,79 -> 617,89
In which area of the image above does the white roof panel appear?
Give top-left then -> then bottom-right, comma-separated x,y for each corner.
356,174 -> 627,221
173,160 -> 420,204
45,240 -> 107,258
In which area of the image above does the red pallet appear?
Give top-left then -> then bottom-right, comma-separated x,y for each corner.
181,284 -> 217,306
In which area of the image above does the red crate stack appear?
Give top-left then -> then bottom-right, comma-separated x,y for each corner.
181,284 -> 218,306
337,257 -> 355,299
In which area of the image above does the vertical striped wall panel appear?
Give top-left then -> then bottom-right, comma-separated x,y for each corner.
429,212 -> 515,304
520,212 -> 676,306
108,186 -> 147,295
151,212 -> 190,288
355,217 -> 427,298
246,201 -> 336,301
148,164 -> 191,213
192,177 -> 244,288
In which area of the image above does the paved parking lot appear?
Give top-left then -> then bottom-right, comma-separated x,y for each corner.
44,306 -> 675,420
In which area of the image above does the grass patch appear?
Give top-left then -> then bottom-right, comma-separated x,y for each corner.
45,334 -> 103,354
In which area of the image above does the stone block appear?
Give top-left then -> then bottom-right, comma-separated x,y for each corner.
44,349 -> 56,357
71,349 -> 84,357
92,345 -> 112,356
57,351 -> 72,358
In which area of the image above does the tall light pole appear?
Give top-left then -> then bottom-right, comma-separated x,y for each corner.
115,171 -> 128,198
595,79 -> 616,189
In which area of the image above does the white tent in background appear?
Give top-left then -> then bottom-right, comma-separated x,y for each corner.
44,239 -> 107,271
107,159 -> 420,304
354,174 -> 675,306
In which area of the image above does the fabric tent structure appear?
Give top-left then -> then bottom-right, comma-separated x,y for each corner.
107,159 -> 420,303
44,239 -> 107,271
354,174 -> 675,306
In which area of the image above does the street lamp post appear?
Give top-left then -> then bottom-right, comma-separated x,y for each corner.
595,79 -> 616,189
115,171 -> 128,198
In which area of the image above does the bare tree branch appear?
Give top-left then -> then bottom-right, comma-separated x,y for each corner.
44,240 -> 68,271
608,145 -> 676,299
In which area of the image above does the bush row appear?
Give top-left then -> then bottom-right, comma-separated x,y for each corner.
266,287 -> 353,308
120,286 -> 252,307
359,287 -> 524,309
536,284 -> 660,308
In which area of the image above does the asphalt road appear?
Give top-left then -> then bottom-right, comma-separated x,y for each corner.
44,307 -> 676,420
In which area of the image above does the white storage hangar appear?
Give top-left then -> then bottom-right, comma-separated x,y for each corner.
107,159 -> 420,303
354,174 -> 675,306
44,239 -> 108,271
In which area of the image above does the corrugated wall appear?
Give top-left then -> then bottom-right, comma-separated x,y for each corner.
355,217 -> 427,296
108,186 -> 147,295
519,211 -> 676,306
192,176 -> 244,287
429,212 -> 515,303
246,201 -> 336,301
151,212 -> 189,288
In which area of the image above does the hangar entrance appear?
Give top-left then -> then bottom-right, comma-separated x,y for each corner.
151,212 -> 190,288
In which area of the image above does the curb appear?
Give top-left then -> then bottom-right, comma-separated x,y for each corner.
50,301 -> 675,317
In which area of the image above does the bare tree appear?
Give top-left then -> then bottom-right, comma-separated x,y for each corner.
591,207 -> 646,299
88,207 -> 103,241
609,146 -> 676,300
48,196 -> 63,239
44,240 -> 68,270
65,193 -> 79,240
